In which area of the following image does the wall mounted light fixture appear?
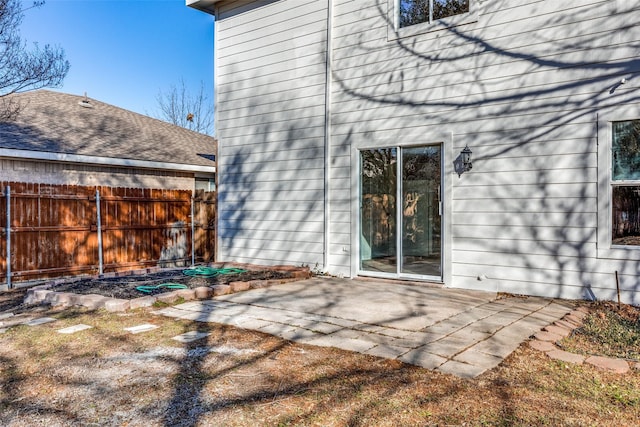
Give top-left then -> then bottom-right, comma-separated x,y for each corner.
461,145 -> 472,172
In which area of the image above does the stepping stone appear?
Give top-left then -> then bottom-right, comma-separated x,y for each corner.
172,331 -> 210,343
528,339 -> 556,352
24,317 -> 57,326
533,330 -> 562,342
124,324 -> 159,334
543,324 -> 571,338
546,349 -> 585,365
585,355 -> 630,374
57,324 -> 93,334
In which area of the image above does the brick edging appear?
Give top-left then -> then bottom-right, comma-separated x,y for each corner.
529,306 -> 640,374
23,263 -> 311,313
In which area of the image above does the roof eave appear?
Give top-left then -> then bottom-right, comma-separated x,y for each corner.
0,148 -> 216,174
186,0 -> 219,15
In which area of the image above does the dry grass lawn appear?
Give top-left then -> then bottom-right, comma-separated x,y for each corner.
0,293 -> 638,426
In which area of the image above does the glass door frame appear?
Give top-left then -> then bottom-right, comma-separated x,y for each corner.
355,140 -> 449,283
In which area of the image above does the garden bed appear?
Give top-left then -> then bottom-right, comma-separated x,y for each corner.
51,267 -> 297,300
22,263 -> 311,312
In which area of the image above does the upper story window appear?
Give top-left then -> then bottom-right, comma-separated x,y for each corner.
388,0 -> 477,40
399,0 -> 470,28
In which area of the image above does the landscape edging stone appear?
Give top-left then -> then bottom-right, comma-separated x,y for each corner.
22,263 -> 311,313
528,307 -> 634,374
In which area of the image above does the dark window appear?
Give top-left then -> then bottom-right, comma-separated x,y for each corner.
611,120 -> 640,245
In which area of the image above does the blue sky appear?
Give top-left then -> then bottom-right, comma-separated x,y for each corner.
20,0 -> 214,118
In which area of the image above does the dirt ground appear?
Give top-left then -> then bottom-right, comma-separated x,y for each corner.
0,281 -> 638,426
50,268 -> 294,299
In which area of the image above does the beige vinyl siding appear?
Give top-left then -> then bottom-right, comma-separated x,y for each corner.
328,0 -> 640,303
215,0 -> 328,267
210,0 -> 640,302
0,158 -> 195,190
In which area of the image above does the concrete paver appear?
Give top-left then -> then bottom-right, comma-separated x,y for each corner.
448,329 -> 492,346
374,327 -> 414,338
427,336 -> 472,358
387,337 -> 426,349
454,348 -> 503,370
261,325 -> 319,341
124,324 -> 159,334
437,360 -> 489,379
302,321 -> 343,335
403,330 -> 443,344
399,347 -> 448,369
365,344 -> 410,359
24,317 -> 57,326
172,331 -> 210,343
466,318 -> 510,335
233,318 -> 272,330
299,333 -> 376,353
57,324 -> 93,334
334,337 -> 378,353
160,277 -> 573,378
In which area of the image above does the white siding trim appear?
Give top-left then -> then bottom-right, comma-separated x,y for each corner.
323,0 -> 334,272
443,131 -> 454,287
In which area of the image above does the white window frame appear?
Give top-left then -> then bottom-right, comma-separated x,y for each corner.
597,106 -> 640,260
350,131 -> 453,285
387,0 -> 479,41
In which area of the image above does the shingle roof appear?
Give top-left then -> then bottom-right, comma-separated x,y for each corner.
0,90 -> 216,169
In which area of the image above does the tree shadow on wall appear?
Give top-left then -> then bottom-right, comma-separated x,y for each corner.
330,0 -> 640,304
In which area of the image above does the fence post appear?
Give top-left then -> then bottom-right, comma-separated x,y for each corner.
191,195 -> 195,267
96,189 -> 103,275
5,185 -> 11,289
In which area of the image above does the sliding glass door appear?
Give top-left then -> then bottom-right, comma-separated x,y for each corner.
360,145 -> 442,280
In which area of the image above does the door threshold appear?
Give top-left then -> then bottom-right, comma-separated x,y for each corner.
355,275 -> 444,288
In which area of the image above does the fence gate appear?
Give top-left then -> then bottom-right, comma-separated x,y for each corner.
193,189 -> 216,263
1,182 -> 216,288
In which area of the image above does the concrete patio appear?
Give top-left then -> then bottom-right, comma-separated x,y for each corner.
155,277 -> 575,378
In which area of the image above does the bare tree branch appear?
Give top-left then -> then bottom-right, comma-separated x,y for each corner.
154,78 -> 214,135
0,0 -> 70,120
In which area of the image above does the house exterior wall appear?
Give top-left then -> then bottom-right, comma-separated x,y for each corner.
208,0 -> 640,304
0,158 -> 196,190
328,0 -> 640,304
214,0 -> 329,267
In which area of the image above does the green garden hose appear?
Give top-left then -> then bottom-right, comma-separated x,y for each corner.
182,266 -> 247,277
135,267 -> 247,293
135,283 -> 189,294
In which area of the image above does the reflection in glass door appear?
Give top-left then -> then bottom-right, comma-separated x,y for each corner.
360,148 -> 397,273
401,146 -> 441,277
360,145 -> 442,280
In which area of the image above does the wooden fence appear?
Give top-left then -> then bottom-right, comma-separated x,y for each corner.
1,182 -> 216,287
